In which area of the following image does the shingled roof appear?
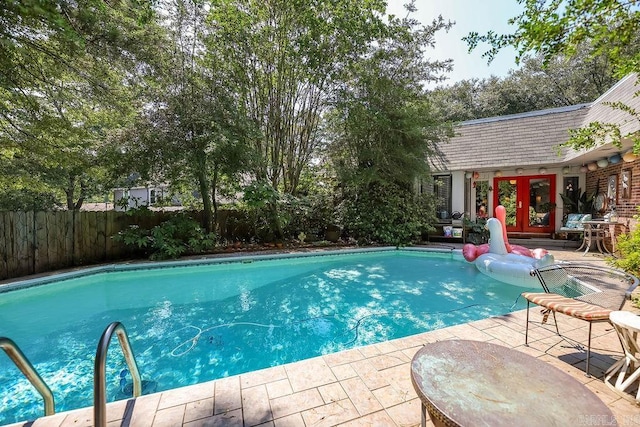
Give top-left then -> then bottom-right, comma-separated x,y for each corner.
431,74 -> 639,172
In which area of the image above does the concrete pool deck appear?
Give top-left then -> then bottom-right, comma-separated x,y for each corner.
6,246 -> 640,427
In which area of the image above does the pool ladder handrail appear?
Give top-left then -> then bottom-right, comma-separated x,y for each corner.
0,336 -> 55,417
94,321 -> 142,427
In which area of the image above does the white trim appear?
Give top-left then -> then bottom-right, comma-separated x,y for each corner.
590,73 -> 638,105
461,103 -> 590,126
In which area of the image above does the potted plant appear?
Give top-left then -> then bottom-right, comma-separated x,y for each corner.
464,217 -> 488,245
560,190 -> 594,214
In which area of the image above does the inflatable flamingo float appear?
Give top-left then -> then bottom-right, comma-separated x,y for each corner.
463,205 -> 550,261
463,206 -> 554,287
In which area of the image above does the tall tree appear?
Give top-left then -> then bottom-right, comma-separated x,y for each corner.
430,46 -> 616,122
430,48 -> 617,123
326,9 -> 453,243
204,0 -> 391,237
0,0 -> 160,210
507,50 -> 616,106
113,0 -> 255,232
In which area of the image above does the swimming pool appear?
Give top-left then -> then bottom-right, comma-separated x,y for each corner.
0,248 -> 538,425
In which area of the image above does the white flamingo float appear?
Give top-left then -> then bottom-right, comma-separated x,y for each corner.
463,206 -> 554,288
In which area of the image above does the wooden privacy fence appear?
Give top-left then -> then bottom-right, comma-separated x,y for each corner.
0,211 -> 170,281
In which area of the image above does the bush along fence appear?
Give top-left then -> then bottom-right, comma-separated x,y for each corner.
0,210 -> 176,281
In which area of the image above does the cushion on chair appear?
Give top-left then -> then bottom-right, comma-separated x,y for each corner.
564,214 -> 584,229
562,214 -> 592,230
522,292 -> 612,321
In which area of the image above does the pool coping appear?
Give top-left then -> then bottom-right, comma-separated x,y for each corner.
0,246 -> 463,294
6,305 -> 639,427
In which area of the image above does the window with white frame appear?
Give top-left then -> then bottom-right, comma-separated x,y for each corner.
433,174 -> 452,222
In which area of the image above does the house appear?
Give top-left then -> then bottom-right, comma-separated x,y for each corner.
430,73 -> 640,239
113,185 -> 182,211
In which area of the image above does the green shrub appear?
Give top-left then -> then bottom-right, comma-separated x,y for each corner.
464,217 -> 489,244
114,212 -> 216,260
338,183 -> 436,245
609,206 -> 640,277
280,193 -> 334,241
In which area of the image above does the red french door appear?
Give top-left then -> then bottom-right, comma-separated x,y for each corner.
493,175 -> 556,233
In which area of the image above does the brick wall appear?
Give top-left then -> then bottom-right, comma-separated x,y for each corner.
585,157 -> 639,235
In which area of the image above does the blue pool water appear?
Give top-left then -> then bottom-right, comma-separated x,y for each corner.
0,248 -> 538,425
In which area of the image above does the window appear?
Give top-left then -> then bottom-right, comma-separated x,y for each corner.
149,189 -> 157,205
433,174 -> 452,222
475,181 -> 489,218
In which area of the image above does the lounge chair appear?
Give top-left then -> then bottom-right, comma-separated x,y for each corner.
522,263 -> 639,377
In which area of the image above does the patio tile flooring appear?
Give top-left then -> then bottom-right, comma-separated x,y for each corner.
6,248 -> 640,427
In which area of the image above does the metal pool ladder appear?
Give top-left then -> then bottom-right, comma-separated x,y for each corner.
0,337 -> 55,416
94,321 -> 142,427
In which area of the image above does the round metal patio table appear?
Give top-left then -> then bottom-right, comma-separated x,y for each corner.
578,221 -> 618,255
410,340 -> 615,427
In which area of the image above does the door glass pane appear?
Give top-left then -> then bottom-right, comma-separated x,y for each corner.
475,181 -> 489,218
529,178 -> 552,227
497,180 -> 517,226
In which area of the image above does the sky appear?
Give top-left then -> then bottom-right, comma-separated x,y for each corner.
386,0 -> 524,87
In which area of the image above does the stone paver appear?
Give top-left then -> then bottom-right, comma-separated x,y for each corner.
6,247 -> 640,427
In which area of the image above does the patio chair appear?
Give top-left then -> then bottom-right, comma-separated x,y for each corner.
558,213 -> 591,238
532,263 -> 638,309
522,263 -> 639,377
605,311 -> 640,403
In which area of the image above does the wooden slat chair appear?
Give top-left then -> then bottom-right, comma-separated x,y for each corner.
523,263 -> 639,377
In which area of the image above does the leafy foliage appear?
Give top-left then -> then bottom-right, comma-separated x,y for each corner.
429,48 -> 617,122
463,0 -> 640,77
463,0 -> 640,154
497,180 -> 517,226
2,1 -> 456,252
559,190 -> 594,214
108,0 -> 257,232
464,217 -> 489,245
609,207 -> 640,276
279,193 -> 335,241
0,0 -> 162,209
241,181 -> 284,241
0,188 -> 60,211
323,6 -> 451,245
114,212 -> 216,260
207,0 -> 390,194
339,183 -> 435,245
